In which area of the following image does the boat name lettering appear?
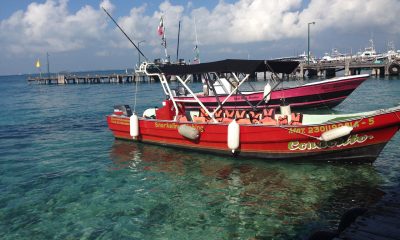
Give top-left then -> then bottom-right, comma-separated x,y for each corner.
288,134 -> 374,151
288,118 -> 375,135
155,122 -> 205,132
110,118 -> 130,125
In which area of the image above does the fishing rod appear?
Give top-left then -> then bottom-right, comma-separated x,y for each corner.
102,7 -> 149,62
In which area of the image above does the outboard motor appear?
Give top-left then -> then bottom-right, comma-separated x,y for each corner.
113,105 -> 133,117
176,86 -> 187,96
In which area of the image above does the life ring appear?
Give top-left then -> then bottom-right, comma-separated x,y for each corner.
388,63 -> 400,75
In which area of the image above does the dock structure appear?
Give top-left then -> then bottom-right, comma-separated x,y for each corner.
27,72 -> 149,85
334,186 -> 400,240
299,60 -> 400,78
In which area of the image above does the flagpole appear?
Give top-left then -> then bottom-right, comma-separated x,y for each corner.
163,27 -> 168,61
158,15 -> 169,62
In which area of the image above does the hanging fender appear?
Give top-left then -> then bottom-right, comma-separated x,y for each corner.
178,124 -> 200,140
263,83 -> 272,103
318,126 -> 353,142
130,113 -> 139,137
227,120 -> 240,153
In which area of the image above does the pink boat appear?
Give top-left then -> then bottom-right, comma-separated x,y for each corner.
178,74 -> 369,110
151,60 -> 369,110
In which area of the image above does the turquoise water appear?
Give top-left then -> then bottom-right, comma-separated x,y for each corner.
0,74 -> 399,239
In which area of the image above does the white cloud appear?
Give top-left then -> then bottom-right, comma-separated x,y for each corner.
110,0 -> 400,49
0,0 -> 112,54
100,0 -> 115,13
297,0 -> 400,33
183,0 -> 400,44
0,0 -> 399,74
1,0 -> 399,54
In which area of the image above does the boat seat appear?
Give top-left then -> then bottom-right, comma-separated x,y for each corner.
193,116 -> 208,123
221,118 -> 233,124
290,113 -> 303,125
260,108 -> 277,125
199,108 -> 211,121
214,109 -> 224,122
248,110 -> 262,124
235,110 -> 252,124
224,109 -> 236,118
278,115 -> 288,125
263,108 -> 276,119
235,110 -> 247,119
237,118 -> 252,124
176,115 -> 188,122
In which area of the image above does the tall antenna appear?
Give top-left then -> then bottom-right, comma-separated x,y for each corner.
46,52 -> 50,78
176,20 -> 181,62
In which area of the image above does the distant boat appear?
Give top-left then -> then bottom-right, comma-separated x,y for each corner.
321,49 -> 348,62
356,39 -> 382,61
378,41 -> 400,61
275,52 -> 317,63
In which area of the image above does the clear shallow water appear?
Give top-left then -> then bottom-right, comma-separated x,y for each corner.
0,74 -> 399,239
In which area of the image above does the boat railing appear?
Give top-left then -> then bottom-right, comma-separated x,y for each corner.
139,62 -> 218,122
137,61 -> 289,122
210,73 -> 250,114
174,99 -> 198,103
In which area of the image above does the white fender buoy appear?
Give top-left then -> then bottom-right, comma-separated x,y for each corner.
263,82 -> 272,103
130,113 -> 139,137
178,125 -> 199,140
227,120 -> 240,153
318,126 -> 353,141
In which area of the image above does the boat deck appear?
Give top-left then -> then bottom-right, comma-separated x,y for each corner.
334,185 -> 400,240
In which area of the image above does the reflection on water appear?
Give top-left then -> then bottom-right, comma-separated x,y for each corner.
109,140 -> 384,239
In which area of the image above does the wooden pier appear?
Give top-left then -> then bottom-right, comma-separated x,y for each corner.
300,60 -> 400,78
27,72 -> 149,84
27,59 -> 400,85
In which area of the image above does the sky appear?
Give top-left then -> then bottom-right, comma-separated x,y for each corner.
0,0 -> 399,75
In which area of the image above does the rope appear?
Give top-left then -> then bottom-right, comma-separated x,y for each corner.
133,76 -> 139,113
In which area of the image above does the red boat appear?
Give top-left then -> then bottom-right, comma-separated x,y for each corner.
152,59 -> 368,110
107,61 -> 400,163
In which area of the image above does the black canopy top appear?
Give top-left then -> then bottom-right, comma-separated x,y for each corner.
146,59 -> 299,75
